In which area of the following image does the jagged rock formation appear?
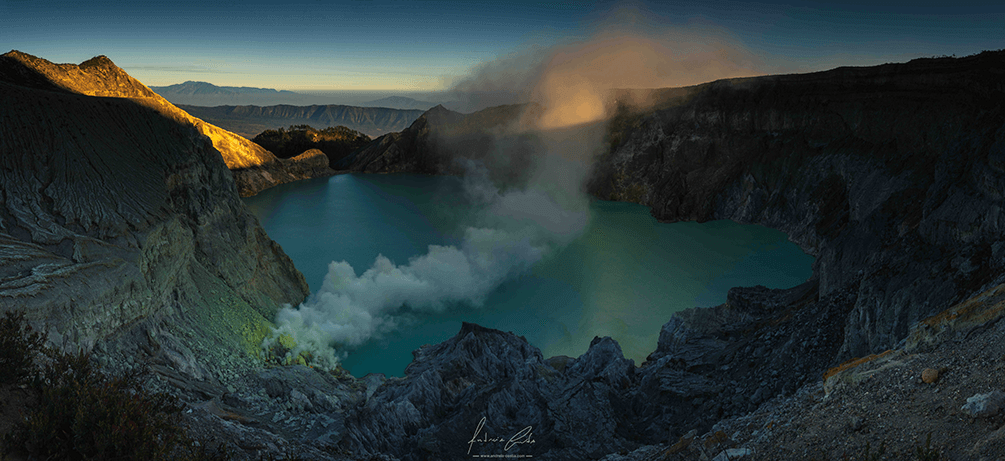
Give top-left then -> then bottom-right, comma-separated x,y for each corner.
0,50 -> 309,381
1,51 -> 336,197
211,284 -> 845,460
178,104 -> 426,138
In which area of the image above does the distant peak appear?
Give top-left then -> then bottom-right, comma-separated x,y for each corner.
422,104 -> 453,118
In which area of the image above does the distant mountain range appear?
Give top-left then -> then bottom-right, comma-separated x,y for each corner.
150,80 -> 301,96
179,104 -> 425,139
150,81 -> 445,110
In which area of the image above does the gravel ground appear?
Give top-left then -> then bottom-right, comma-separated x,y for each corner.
655,317 -> 1005,460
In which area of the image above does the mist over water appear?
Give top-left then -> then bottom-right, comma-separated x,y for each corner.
263,159 -> 592,369
246,174 -> 814,376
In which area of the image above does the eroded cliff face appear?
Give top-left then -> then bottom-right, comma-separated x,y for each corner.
0,51 -> 334,197
591,51 -> 1005,359
0,54 -> 309,369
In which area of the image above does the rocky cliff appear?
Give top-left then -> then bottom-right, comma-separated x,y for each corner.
0,51 -> 309,385
1,51 -> 335,197
592,50 -> 1005,360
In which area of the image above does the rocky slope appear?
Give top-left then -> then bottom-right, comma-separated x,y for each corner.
1,51 -> 336,196
178,104 -> 425,138
0,50 -> 310,401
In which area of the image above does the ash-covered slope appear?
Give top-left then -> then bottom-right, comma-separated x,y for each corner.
1,51 -> 333,196
0,51 -> 309,374
178,104 -> 425,138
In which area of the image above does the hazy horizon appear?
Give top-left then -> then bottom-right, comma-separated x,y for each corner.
4,0 -> 1002,94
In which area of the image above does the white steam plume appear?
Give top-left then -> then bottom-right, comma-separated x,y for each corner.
263,149 -> 595,370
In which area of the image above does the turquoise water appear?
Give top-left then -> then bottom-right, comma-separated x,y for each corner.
244,174 -> 814,377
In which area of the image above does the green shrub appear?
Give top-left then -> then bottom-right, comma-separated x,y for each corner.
0,310 -> 46,385
0,312 -> 226,460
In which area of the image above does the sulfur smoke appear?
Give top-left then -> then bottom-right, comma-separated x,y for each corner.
264,10 -> 767,370
263,131 -> 598,370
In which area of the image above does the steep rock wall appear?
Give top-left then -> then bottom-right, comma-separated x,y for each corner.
590,51 -> 1005,358
0,62 -> 309,358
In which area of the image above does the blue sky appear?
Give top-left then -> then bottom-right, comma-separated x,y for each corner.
2,0 -> 1002,91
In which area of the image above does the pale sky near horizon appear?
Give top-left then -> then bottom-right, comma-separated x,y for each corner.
2,0 -> 1002,91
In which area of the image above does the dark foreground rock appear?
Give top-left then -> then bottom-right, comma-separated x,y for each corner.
200,281 -> 851,460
